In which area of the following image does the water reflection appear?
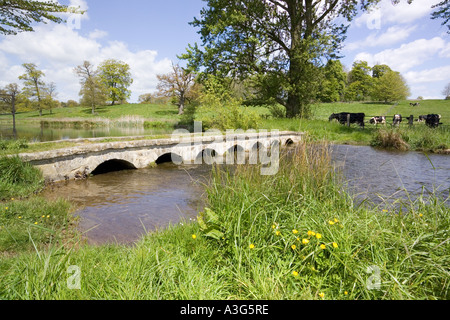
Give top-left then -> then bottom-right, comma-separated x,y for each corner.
0,122 -> 173,142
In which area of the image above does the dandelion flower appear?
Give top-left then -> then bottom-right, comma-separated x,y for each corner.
291,245 -> 297,250
302,239 -> 309,245
276,231 -> 281,236
334,218 -> 339,223
333,242 -> 338,248
272,224 -> 276,229
18,216 -> 22,219
47,215 -> 50,218
42,215 -> 45,218
344,291 -> 348,295
419,213 -> 423,217
249,244 -> 255,249
292,271 -> 299,277
328,220 -> 335,225
319,292 -> 325,298
34,222 -> 38,225
316,233 -> 322,239
320,244 -> 326,250
5,207 -> 8,210
192,234 -> 197,240
292,229 -> 299,234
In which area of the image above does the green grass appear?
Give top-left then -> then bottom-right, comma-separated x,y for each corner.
0,103 -> 181,122
0,156 -> 45,201
0,141 -> 448,300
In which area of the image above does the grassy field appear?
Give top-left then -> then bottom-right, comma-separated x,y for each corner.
0,141 -> 448,300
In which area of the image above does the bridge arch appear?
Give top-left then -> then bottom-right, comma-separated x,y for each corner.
155,152 -> 183,165
196,148 -> 222,165
91,159 -> 137,176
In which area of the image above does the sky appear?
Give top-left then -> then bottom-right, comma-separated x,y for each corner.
0,0 -> 449,103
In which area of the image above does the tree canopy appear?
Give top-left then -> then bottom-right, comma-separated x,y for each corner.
98,59 -> 133,106
0,0 -> 69,35
180,0 -> 381,118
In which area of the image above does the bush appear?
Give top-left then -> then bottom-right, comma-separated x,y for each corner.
370,129 -> 409,151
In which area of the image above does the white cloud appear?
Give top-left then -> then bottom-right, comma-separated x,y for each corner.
353,0 -> 438,29
0,23 -> 172,102
404,65 -> 450,84
346,25 -> 416,51
89,29 -> 108,40
354,37 -> 448,73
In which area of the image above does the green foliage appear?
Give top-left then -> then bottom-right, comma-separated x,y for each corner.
0,156 -> 44,200
371,70 -> 410,103
98,59 -> 133,106
18,63 -> 46,116
317,60 -> 347,103
0,0 -> 69,35
194,77 -> 261,131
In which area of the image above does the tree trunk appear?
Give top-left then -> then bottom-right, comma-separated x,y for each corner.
178,95 -> 185,115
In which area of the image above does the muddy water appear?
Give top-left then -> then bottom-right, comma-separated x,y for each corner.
42,145 -> 449,246
43,163 -> 211,245
331,145 -> 449,204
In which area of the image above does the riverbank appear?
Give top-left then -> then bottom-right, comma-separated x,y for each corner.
0,140 -> 448,300
1,100 -> 448,153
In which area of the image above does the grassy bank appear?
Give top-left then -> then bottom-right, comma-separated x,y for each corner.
0,142 -> 448,300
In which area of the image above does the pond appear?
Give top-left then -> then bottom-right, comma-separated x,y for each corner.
0,122 -> 174,142
41,144 -> 450,246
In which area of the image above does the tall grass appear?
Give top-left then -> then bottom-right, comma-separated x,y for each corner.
1,140 -> 448,300
0,156 -> 44,200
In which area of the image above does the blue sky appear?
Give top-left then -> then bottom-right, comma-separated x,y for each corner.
0,0 -> 449,102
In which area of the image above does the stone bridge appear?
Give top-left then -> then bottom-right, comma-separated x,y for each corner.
18,131 -> 303,182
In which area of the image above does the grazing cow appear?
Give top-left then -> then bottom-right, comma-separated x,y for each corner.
418,115 -> 428,122
425,114 -> 442,128
329,112 -> 365,128
393,114 -> 402,126
410,103 -> 420,107
370,116 -> 386,125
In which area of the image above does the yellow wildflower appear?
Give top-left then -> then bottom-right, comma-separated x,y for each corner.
47,215 -> 50,218
302,239 -> 309,245
334,218 -> 339,223
320,244 -> 326,250
319,292 -> 325,298
419,213 -> 423,217
292,271 -> 299,277
34,222 -> 38,225
328,220 -> 335,225
192,234 -> 197,240
276,231 -> 281,236
333,242 -> 338,248
316,233 -> 322,239
249,244 -> 255,249
292,229 -> 299,234
291,245 -> 297,250
344,291 -> 348,295
272,224 -> 276,229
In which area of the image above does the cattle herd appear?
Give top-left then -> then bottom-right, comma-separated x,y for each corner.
329,112 -> 443,128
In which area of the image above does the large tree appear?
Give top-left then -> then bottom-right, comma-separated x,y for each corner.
74,61 -> 108,114
442,82 -> 450,99
371,70 -> 410,103
0,83 -> 20,135
18,63 -> 46,116
180,0 -> 380,118
98,59 -> 133,106
0,0 -> 69,35
156,64 -> 198,115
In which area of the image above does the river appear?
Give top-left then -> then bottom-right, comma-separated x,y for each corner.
41,144 -> 449,246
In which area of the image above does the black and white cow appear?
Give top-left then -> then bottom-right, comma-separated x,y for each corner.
393,114 -> 402,126
369,116 -> 386,125
425,114 -> 442,128
418,115 -> 428,122
329,112 -> 365,128
410,102 -> 420,107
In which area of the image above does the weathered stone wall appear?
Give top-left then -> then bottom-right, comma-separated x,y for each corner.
18,132 -> 303,182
